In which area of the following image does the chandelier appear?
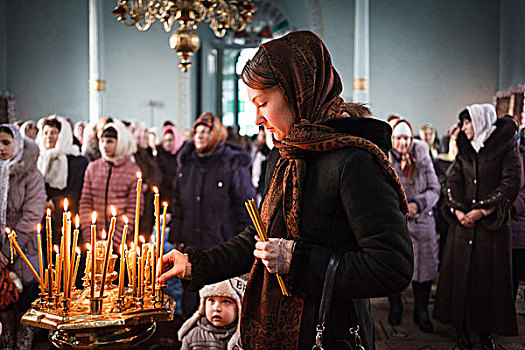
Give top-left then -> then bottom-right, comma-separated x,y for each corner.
112,0 -> 258,72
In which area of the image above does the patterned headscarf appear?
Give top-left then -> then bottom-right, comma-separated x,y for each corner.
0,124 -> 24,232
241,31 -> 408,349
193,112 -> 227,156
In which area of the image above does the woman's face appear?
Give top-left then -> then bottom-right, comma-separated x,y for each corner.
162,132 -> 175,153
194,125 -> 211,151
423,128 -> 433,144
42,125 -> 60,150
461,119 -> 475,140
246,86 -> 295,141
0,132 -> 15,160
393,135 -> 411,154
25,126 -> 38,140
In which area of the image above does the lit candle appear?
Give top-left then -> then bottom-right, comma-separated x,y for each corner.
134,171 -> 142,248
62,200 -> 69,298
53,245 -> 60,292
91,212 -> 97,299
36,224 -> 45,293
6,229 -> 43,285
159,202 -> 168,282
118,216 -> 128,299
129,243 -> 136,293
45,208 -> 53,296
99,208 -> 116,298
72,247 -> 80,291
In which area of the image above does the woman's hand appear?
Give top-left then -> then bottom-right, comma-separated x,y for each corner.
455,209 -> 474,228
464,209 -> 484,226
44,199 -> 55,212
0,251 -> 8,269
407,203 -> 420,220
156,249 -> 192,284
254,236 -> 296,275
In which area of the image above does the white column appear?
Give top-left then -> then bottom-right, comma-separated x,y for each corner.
89,0 -> 105,123
352,0 -> 370,104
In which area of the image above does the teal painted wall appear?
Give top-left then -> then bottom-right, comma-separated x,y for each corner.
2,0 -> 522,136
499,0 -> 525,91
5,0 -> 88,121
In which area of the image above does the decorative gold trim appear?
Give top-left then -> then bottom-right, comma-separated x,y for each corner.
89,79 -> 106,92
353,78 -> 369,91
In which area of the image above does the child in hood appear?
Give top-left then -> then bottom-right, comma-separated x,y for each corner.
178,276 -> 246,350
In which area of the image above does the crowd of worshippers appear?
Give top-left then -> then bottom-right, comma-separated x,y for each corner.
0,104 -> 524,349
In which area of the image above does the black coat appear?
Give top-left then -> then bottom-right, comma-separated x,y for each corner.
169,142 -> 256,250
434,117 -> 521,335
46,154 -> 88,244
184,117 -> 413,349
156,144 -> 179,212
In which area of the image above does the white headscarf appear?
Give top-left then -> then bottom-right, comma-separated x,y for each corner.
20,120 -> 37,139
36,115 -> 80,190
100,120 -> 137,162
0,124 -> 24,231
466,104 -> 497,153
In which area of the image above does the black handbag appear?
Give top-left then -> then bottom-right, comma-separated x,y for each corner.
312,255 -> 365,350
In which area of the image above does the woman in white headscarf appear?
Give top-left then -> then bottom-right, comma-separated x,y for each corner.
434,104 -> 521,350
36,116 -> 88,245
0,124 -> 46,349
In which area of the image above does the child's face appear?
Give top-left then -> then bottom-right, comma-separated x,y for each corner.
205,296 -> 238,327
100,137 -> 117,158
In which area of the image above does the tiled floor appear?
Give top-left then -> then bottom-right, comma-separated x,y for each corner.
31,285 -> 525,349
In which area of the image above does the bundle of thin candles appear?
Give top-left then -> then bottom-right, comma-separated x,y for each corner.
245,199 -> 289,296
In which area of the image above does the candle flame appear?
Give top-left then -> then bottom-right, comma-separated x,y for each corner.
54,245 -> 59,254
101,229 -> 107,240
47,208 -> 51,217
75,214 -> 80,228
153,186 -> 159,194
162,201 -> 168,208
111,205 -> 116,217
5,227 -> 11,234
136,171 -> 142,179
91,211 -> 97,224
36,223 -> 42,233
63,198 -> 69,212
86,243 -> 92,251
122,215 -> 129,224
75,247 -> 81,255
139,235 -> 145,244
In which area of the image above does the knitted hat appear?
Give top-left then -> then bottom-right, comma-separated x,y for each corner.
178,276 -> 247,349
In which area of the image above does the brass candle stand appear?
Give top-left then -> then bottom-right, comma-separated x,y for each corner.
21,240 -> 174,349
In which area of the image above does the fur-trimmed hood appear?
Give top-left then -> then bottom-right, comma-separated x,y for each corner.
10,138 -> 40,178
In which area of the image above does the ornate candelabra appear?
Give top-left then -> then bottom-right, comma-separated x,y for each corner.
111,0 -> 258,71
11,177 -> 173,349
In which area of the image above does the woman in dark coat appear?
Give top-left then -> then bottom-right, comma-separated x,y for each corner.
170,113 -> 255,316
433,105 -> 520,350
159,31 -> 413,349
156,125 -> 184,213
388,119 -> 440,333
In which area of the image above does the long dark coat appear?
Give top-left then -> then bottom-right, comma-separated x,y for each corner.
169,142 -> 255,250
433,117 -> 521,336
183,117 -> 413,349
